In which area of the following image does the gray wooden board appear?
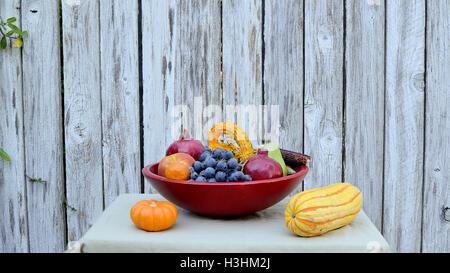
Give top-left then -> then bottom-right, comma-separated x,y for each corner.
422,0 -> 449,253
0,0 -> 28,253
263,0 -> 304,195
303,0 -> 344,190
141,0 -> 171,193
62,0 -> 104,242
344,0 -> 385,231
142,0 -> 221,193
222,0 -> 263,144
173,0 -> 221,144
383,0 -> 425,253
21,0 -> 66,252
100,0 -> 141,206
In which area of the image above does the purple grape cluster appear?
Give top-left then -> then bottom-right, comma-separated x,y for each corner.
189,147 -> 252,182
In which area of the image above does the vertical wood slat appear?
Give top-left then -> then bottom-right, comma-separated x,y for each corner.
222,0 -> 263,144
263,0 -> 304,194
100,0 -> 141,206
62,0 -> 103,242
0,0 -> 28,253
175,0 -> 222,144
21,0 -> 66,252
423,0 -> 449,253
383,0 -> 425,253
344,0 -> 385,230
142,0 -> 171,193
303,0 -> 344,190
142,0 -> 221,193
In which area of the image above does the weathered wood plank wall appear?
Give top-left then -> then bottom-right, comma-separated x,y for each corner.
345,0 -> 385,231
21,0 -> 66,253
62,0 -> 103,243
0,0 -> 448,253
222,0 -> 263,142
142,0 -> 172,194
0,0 -> 28,253
142,0 -> 222,193
100,0 -> 141,207
423,0 -> 449,253
303,0 -> 344,192
383,0 -> 426,253
264,0 -> 304,196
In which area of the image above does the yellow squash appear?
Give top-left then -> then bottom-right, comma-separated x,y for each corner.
208,122 -> 254,162
285,183 -> 362,237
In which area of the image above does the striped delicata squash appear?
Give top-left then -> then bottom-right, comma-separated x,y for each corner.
285,183 -> 362,237
208,122 -> 254,162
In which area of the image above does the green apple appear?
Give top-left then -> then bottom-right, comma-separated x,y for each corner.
261,142 -> 287,176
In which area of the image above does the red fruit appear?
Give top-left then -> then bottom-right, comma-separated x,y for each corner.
243,149 -> 283,180
166,130 -> 204,160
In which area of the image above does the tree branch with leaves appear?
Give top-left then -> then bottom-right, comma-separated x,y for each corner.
0,16 -> 27,49
0,16 -> 27,161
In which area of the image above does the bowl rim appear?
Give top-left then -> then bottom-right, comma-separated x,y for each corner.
142,163 -> 309,186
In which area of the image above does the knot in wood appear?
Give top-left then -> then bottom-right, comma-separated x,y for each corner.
444,207 -> 450,222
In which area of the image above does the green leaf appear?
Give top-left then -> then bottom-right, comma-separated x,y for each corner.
6,30 -> 15,36
26,175 -> 46,184
7,17 -> 16,23
0,148 -> 11,161
63,199 -> 77,212
7,23 -> 20,34
0,37 -> 6,50
21,30 -> 28,37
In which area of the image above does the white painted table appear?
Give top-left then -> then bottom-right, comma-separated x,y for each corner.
74,194 -> 390,253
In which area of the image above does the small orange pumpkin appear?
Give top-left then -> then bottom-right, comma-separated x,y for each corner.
130,200 -> 178,231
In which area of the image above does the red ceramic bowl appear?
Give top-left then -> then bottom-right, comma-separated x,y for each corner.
142,163 -> 309,216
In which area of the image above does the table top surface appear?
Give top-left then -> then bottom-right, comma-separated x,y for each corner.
79,193 -> 390,253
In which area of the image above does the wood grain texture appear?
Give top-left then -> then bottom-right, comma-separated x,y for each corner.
141,0 -> 171,193
303,0 -> 344,190
263,0 -> 304,194
0,0 -> 448,253
142,0 -> 221,193
422,0 -> 449,253
21,0 -> 66,252
383,0 -> 425,253
222,0 -> 263,144
174,0 -> 221,143
0,0 -> 28,253
100,0 -> 141,206
62,0 -> 103,242
344,0 -> 385,230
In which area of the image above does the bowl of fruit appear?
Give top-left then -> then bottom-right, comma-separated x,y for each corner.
142,122 -> 311,216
